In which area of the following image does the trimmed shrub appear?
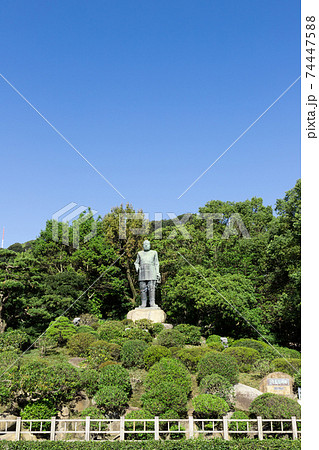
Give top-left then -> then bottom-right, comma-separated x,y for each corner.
249,393 -> 301,419
94,385 -> 128,417
174,324 -> 202,345
294,370 -> 301,388
86,340 -> 121,369
99,364 -> 131,395
125,409 -> 154,440
78,369 -> 99,397
143,345 -> 170,370
76,325 -> 97,335
98,321 -> 125,342
142,381 -> 188,416
192,394 -> 229,419
199,374 -> 234,406
273,345 -> 301,359
145,358 -> 192,396
270,358 -> 301,377
156,329 -> 186,348
206,342 -> 224,352
21,400 -> 57,431
206,334 -> 222,344
223,346 -> 260,372
67,332 -> 97,357
124,327 -> 152,343
142,357 -> 192,416
121,339 -> 148,368
17,360 -> 82,403
231,339 -> 275,359
46,317 -> 77,345
0,330 -> 29,351
176,347 -> 212,373
197,351 -> 239,384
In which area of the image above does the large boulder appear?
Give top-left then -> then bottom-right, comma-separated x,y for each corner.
0,414 -> 17,432
234,383 -> 262,411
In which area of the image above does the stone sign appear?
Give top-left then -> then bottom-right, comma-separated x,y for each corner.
259,372 -> 294,397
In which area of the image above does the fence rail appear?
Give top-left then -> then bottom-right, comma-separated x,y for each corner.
0,416 -> 301,441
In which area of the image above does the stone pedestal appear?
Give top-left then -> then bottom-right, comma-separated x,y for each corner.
127,306 -> 166,323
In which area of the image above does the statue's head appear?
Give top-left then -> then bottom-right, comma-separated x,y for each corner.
143,240 -> 151,251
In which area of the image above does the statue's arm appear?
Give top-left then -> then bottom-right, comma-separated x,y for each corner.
154,251 -> 161,282
134,253 -> 140,273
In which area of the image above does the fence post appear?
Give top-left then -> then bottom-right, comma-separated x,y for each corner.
291,416 -> 298,440
50,417 -> 56,441
120,416 -> 125,441
257,416 -> 263,440
188,416 -> 194,439
223,416 -> 229,440
154,416 -> 159,440
15,417 -> 21,441
85,416 -> 90,441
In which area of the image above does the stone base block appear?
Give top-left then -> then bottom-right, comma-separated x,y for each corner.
127,307 -> 166,323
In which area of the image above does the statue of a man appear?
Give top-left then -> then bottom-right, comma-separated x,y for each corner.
134,240 -> 161,308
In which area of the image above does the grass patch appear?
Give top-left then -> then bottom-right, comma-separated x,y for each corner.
238,372 -> 263,390
128,368 -> 147,408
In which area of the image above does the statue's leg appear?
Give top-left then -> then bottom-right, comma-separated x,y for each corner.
140,281 -> 147,307
149,280 -> 157,307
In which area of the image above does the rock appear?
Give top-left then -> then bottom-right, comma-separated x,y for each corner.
0,431 -> 37,441
0,414 -> 17,431
127,307 -> 166,323
72,391 -> 92,414
234,383 -> 262,411
163,323 -> 173,329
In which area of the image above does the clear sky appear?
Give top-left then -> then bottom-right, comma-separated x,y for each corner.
0,0 -> 300,247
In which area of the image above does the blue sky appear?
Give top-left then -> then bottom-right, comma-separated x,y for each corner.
1,0 -> 300,247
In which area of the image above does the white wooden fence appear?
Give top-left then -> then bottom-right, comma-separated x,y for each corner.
0,416 -> 301,441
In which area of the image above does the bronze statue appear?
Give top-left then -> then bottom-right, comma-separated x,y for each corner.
134,240 -> 161,307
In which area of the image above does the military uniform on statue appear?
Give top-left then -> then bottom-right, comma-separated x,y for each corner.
127,240 -> 166,323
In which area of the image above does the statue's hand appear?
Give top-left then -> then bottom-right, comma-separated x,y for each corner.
156,273 -> 161,283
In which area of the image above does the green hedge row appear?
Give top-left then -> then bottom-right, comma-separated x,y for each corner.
0,439 -> 301,450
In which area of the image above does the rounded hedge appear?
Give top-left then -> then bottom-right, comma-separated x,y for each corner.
120,339 -> 148,368
79,368 -> 99,397
174,324 -> 202,345
94,385 -> 128,417
192,394 -> 229,419
206,342 -> 224,352
143,345 -> 170,370
145,357 -> 192,396
176,347 -> 212,373
67,332 -> 97,357
99,364 -> 131,395
231,339 -> 275,359
223,346 -> 260,372
156,329 -> 186,348
21,400 -> 57,431
197,351 -> 239,384
124,327 -> 152,343
98,321 -> 125,342
206,335 -> 222,344
249,393 -> 301,419
270,358 -> 301,377
142,381 -> 189,416
199,374 -> 234,405
273,346 -> 301,360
